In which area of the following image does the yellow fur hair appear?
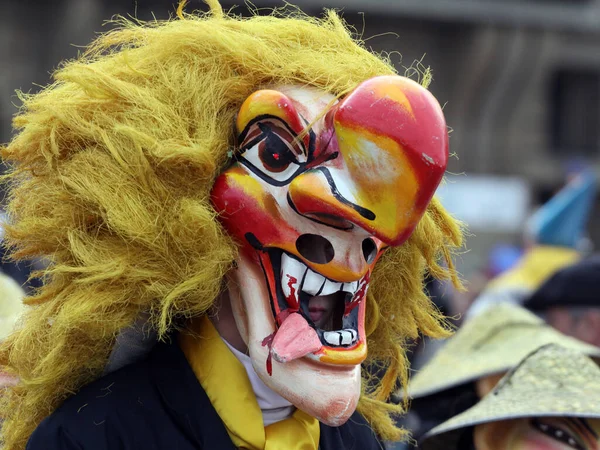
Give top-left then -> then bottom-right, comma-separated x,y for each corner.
0,2 -> 462,448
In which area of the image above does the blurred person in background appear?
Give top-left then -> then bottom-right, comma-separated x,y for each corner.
402,211 -> 600,447
467,171 -> 596,319
403,303 -> 600,445
524,254 -> 600,348
392,172 -> 599,449
419,344 -> 600,450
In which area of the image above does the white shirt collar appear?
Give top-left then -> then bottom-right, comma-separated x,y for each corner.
221,337 -> 295,426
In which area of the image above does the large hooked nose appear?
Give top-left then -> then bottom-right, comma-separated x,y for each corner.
288,75 -> 449,247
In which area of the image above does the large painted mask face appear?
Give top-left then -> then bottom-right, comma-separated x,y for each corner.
474,418 -> 600,450
211,75 -> 448,425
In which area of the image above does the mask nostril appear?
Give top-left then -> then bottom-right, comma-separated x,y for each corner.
296,234 -> 335,264
362,238 -> 377,264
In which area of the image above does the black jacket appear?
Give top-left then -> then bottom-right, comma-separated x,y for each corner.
27,337 -> 384,450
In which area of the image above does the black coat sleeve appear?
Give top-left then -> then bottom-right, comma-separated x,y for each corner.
27,423 -> 84,450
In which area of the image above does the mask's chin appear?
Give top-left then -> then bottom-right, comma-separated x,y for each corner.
226,250 -> 363,426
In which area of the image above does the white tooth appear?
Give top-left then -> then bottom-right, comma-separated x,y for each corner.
342,281 -> 359,293
324,331 -> 341,346
340,330 -> 353,345
280,253 -> 306,298
320,279 -> 342,296
348,329 -> 358,342
323,330 -> 354,346
302,269 -> 326,296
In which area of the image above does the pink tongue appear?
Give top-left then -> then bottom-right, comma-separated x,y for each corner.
271,313 -> 323,363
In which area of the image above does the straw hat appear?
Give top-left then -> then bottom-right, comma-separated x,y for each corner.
420,344 -> 600,450
408,303 -> 600,399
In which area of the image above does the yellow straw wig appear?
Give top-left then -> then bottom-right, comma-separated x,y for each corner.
0,2 -> 462,448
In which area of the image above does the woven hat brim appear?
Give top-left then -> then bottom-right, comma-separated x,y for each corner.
420,343 -> 600,450
421,392 -> 600,450
408,326 -> 600,399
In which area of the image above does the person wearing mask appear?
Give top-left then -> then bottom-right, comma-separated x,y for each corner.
524,255 -> 600,348
0,2 -> 463,449
406,303 -> 599,442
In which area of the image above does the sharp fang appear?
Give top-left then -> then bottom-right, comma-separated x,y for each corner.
320,279 -> 342,296
302,269 -> 326,296
280,253 -> 306,298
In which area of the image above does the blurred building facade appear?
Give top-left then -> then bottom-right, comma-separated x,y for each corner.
2,0 -> 600,276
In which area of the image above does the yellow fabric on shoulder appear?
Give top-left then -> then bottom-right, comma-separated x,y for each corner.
179,316 -> 320,450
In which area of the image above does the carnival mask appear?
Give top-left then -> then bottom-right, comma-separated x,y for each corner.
211,75 -> 448,425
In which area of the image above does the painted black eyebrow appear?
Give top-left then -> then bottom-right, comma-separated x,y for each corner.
313,166 -> 376,221
237,114 -> 297,143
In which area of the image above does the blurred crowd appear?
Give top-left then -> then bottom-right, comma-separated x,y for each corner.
390,171 -> 600,449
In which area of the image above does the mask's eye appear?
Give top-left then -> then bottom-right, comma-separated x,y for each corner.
239,121 -> 306,185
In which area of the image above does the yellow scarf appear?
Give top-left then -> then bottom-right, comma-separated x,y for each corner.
179,316 -> 320,450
